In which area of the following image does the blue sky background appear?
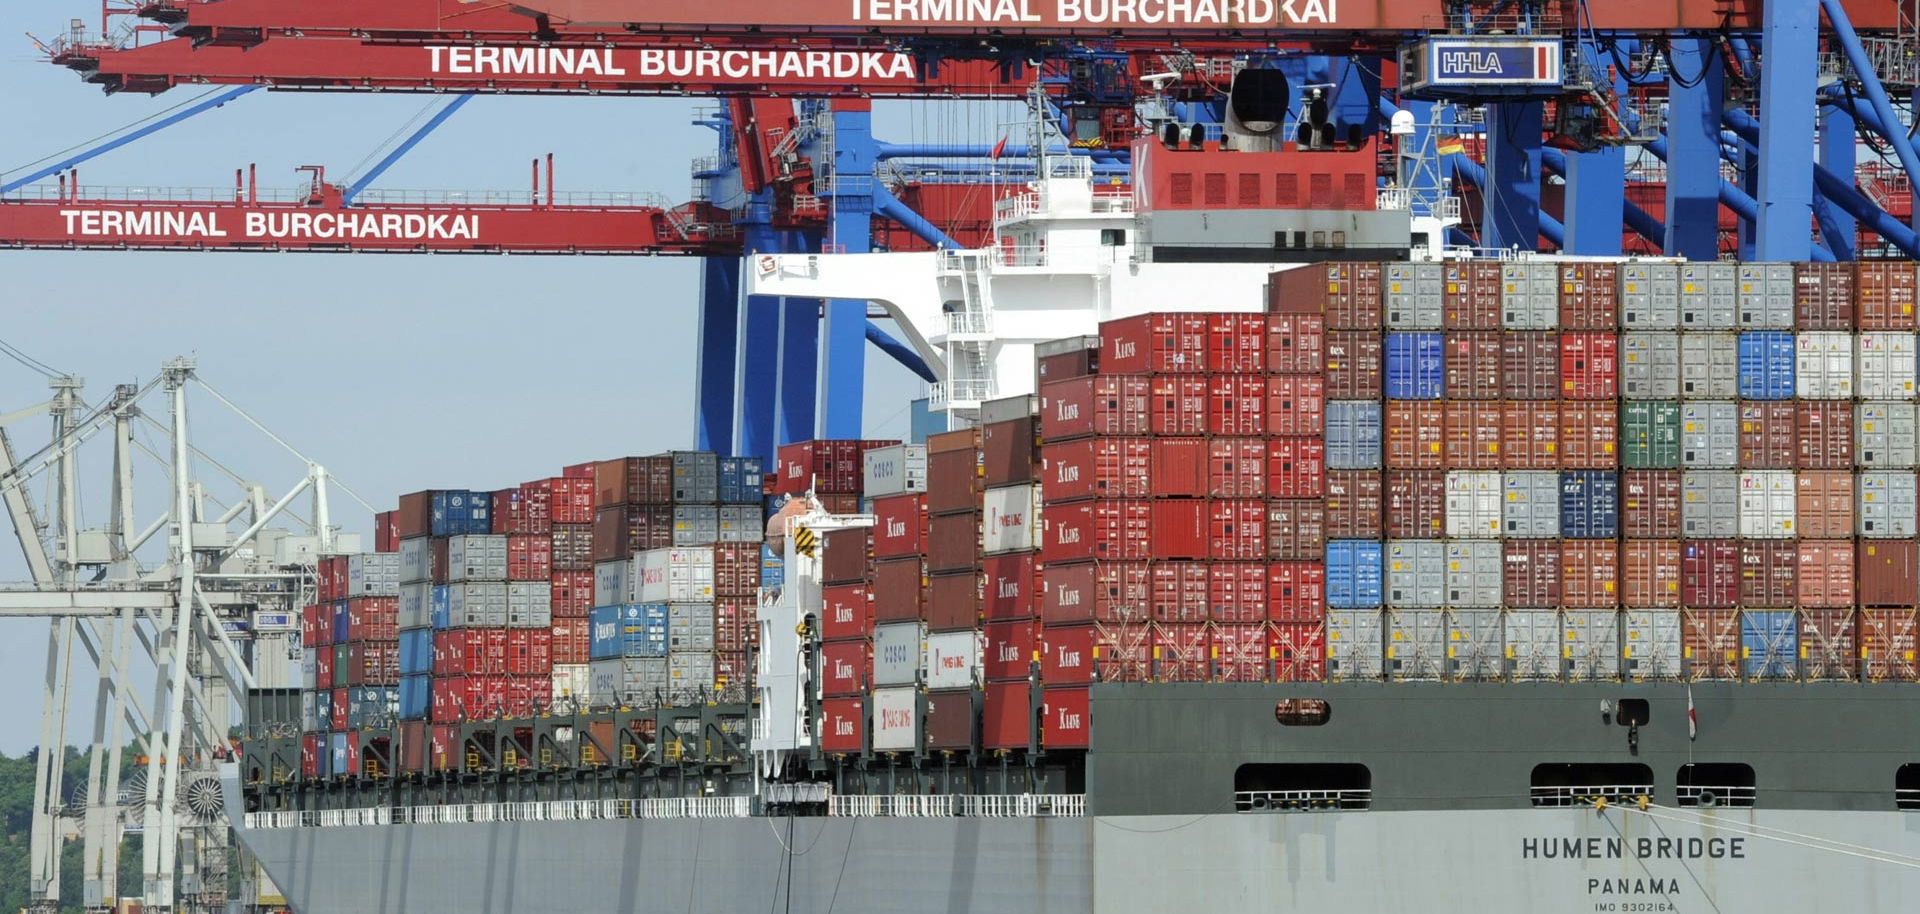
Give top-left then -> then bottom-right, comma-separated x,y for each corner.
0,1 -> 1014,753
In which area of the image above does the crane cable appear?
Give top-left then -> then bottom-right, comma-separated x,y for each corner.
1609,800 -> 1920,870
0,86 -> 229,180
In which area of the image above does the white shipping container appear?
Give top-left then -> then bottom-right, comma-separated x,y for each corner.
637,547 -> 716,603
1796,331 -> 1855,399
1564,611 -> 1622,681
668,602 -> 714,652
1857,401 -> 1918,469
872,622 -> 925,686
863,444 -> 929,497
870,686 -> 920,752
398,581 -> 433,630
1444,471 -> 1502,538
922,630 -> 983,690
399,536 -> 433,584
299,691 -> 318,731
669,652 -> 715,692
1737,471 -> 1797,538
300,647 -> 317,691
551,664 -> 592,703
982,484 -> 1041,555
1857,332 -> 1919,399
347,552 -> 401,596
594,559 -> 634,607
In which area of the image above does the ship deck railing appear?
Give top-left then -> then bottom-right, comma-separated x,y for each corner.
1234,789 -> 1373,812
1897,788 -> 1920,811
828,793 -> 1086,818
1677,785 -> 1758,808
245,794 -> 1089,829
1530,785 -> 1657,808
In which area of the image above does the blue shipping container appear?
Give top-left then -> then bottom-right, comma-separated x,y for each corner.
719,456 -> 765,504
590,603 -> 670,661
1736,332 -> 1795,400
1326,540 -> 1384,609
330,601 -> 350,645
761,544 -> 786,590
1325,400 -> 1384,470
397,675 -> 430,721
312,735 -> 332,777
1558,471 -> 1620,539
399,629 -> 434,676
430,584 -> 451,630
347,687 -> 397,729
328,733 -> 349,776
431,490 -> 493,536
1384,332 -> 1445,400
1741,610 -> 1798,679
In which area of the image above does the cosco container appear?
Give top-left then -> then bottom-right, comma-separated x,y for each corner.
446,582 -> 508,627
1735,262 -> 1795,328
1621,262 -> 1679,329
862,444 -> 928,497
872,622 -> 925,687
1681,470 -> 1738,539
1499,262 -> 1558,330
1857,332 -> 1918,399
1622,402 -> 1681,469
1500,471 -> 1559,538
1385,261 -> 1443,329
1443,540 -> 1501,608
1385,540 -> 1444,609
1856,401 -> 1917,468
446,535 -> 508,582
1623,610 -> 1683,681
1679,402 -> 1737,468
1795,332 -> 1854,399
1326,609 -> 1384,681
1327,540 -> 1383,609
1505,610 -> 1562,681
1678,261 -> 1737,329
1678,333 -> 1737,398
1737,471 -> 1796,539
1385,332 -> 1444,399
1445,609 -> 1504,680
594,558 -> 633,607
1736,332 -> 1795,399
1621,332 -> 1680,400
1559,470 -> 1618,539
1447,471 -> 1503,540
1858,471 -> 1918,537
1325,401 -> 1382,470
1564,610 -> 1621,681
1385,608 -> 1446,680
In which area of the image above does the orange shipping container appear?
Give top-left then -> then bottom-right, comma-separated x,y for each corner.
1682,609 -> 1742,680
1621,541 -> 1682,609
1385,402 -> 1445,469
1384,470 -> 1446,539
1859,608 -> 1919,682
1500,401 -> 1560,469
1560,541 -> 1619,609
1443,331 -> 1502,399
1443,401 -> 1503,469
1500,332 -> 1560,400
1324,331 -> 1384,399
1855,262 -> 1918,330
1443,261 -> 1502,330
1558,401 -> 1619,469
1799,608 -> 1858,681
1796,541 -> 1856,608
1622,470 -> 1683,539
1794,471 -> 1856,539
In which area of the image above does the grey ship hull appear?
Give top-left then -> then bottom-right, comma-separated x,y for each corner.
233,682 -> 1920,913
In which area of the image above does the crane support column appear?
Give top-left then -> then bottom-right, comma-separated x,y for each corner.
1663,37 -> 1725,260
778,290 -> 821,446
1820,105 -> 1859,255
1756,5 -> 1819,261
1482,101 -> 1543,251
695,255 -> 741,455
820,102 -> 878,439
1562,46 -> 1625,256
735,200 -> 780,464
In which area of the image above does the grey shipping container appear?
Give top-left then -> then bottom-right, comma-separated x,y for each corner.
668,602 -> 714,652
448,582 -> 508,628
1621,262 -> 1679,329
1735,263 -> 1795,328
669,652 -> 715,695
1501,471 -> 1560,538
347,552 -> 401,596
1856,332 -> 1918,399
1856,401 -> 1918,469
1505,609 -> 1563,681
1622,610 -> 1683,682
672,451 -> 721,503
591,657 -> 670,703
1385,262 -> 1443,329
1325,400 -> 1383,470
1796,331 -> 1856,399
863,444 -> 929,497
1564,610 -> 1621,681
1385,540 -> 1445,609
672,505 -> 720,547
1386,608 -> 1446,681
595,559 -> 634,607
1620,332 -> 1680,400
716,505 -> 762,543
398,581 -> 433,630
1446,609 -> 1505,681
1326,609 -> 1384,681
1858,471 -> 1919,538
1681,470 -> 1739,538
1678,261 -> 1737,329
1678,333 -> 1737,398
872,621 -> 925,686
1679,401 -> 1738,468
1443,539 -> 1502,608
507,582 -> 552,628
1444,470 -> 1502,538
447,534 -> 508,582
399,536 -> 433,584
1500,262 -> 1558,330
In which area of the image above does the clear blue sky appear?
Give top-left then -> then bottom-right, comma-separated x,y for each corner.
0,1 -> 987,753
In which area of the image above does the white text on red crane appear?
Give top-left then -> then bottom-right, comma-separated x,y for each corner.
850,0 -> 1337,26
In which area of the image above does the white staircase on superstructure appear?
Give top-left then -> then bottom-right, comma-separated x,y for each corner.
930,248 -> 999,415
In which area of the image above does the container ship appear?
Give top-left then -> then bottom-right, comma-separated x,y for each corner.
228,130 -> 1920,914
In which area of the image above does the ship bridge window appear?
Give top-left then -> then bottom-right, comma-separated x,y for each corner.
1273,699 -> 1331,725
1676,763 -> 1755,808
1234,763 -> 1370,812
1101,229 -> 1127,247
1530,763 -> 1654,808
1899,764 -> 1920,810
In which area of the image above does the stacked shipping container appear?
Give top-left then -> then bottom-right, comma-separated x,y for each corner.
300,553 -> 401,777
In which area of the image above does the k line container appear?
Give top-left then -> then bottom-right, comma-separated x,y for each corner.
1681,470 -> 1739,539
1101,312 -> 1207,374
1039,375 -> 1150,441
1621,262 -> 1680,329
1446,609 -> 1505,680
1621,332 -> 1680,400
1735,263 -> 1795,329
1385,540 -> 1445,609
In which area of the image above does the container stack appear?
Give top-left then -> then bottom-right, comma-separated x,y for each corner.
965,398 -> 1036,752
299,553 -> 400,778
773,439 -> 897,515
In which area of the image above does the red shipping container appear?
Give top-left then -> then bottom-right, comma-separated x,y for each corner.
871,494 -> 927,558
1207,375 -> 1266,436
1324,331 -> 1384,399
519,480 -> 553,534
593,504 -> 672,562
1620,540 -> 1681,609
1041,687 -> 1091,748
1442,261 -> 1502,330
1038,337 -> 1099,384
1799,608 -> 1859,680
1738,541 -> 1797,607
550,523 -> 594,571
1796,541 -> 1856,608
1858,540 -> 1919,608
1154,622 -> 1211,681
872,558 -> 927,623
927,449 -> 983,516
330,688 -> 348,730
1385,470 -> 1445,539
714,649 -> 751,688
1559,333 -> 1618,399
1207,313 -> 1268,373
1682,609 -> 1741,680
1102,312 -> 1208,374
820,697 -> 865,753
982,681 -> 1034,749
983,619 -> 1036,681
1265,374 -> 1326,437
1443,331 -> 1502,400
300,733 -> 323,778
1324,470 -> 1384,539
1269,262 -> 1383,327
1266,313 -> 1326,373
1041,622 -> 1095,684
982,552 -> 1037,620
1385,402 -> 1445,470
1738,402 -> 1796,469
1151,499 -> 1210,560
712,542 -> 760,597
506,629 -> 553,676
551,569 -> 594,617
1443,401 -> 1503,469
1796,401 -> 1854,469
1150,561 -> 1210,623
550,620 -> 591,664
300,604 -> 320,648
1622,471 -> 1683,539
982,416 -> 1038,487
1043,437 -> 1151,502
1681,541 -> 1740,608
1213,623 -> 1271,682
1150,375 -> 1209,435
1856,261 -> 1919,330
773,439 -> 882,496
927,512 -> 980,573
1267,500 -> 1327,561
374,511 -> 398,553
1272,621 -> 1328,682
1795,471 -> 1855,540
1267,561 -> 1327,622
395,491 -> 433,540
492,488 -> 520,535
1207,562 -> 1268,623
820,641 -> 868,697
1266,437 -> 1326,499
1793,262 -> 1856,329
1501,401 -> 1560,469
1559,402 -> 1619,469
1559,262 -> 1620,329
1042,499 -> 1151,564
1092,621 -> 1153,681
508,534 -> 553,582
1208,438 -> 1267,498
317,556 -> 344,602
1150,437 -> 1209,497
822,584 -> 874,641
1208,499 -> 1266,561
1040,375 -> 1151,440
1042,561 -> 1151,625
593,455 -> 672,508
927,571 -> 981,632
1500,332 -> 1560,400
1503,540 -> 1563,609
714,600 -> 755,653
346,597 -> 398,641
1859,609 -> 1918,681
315,645 -> 335,688
562,461 -> 595,480
550,476 -> 594,524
